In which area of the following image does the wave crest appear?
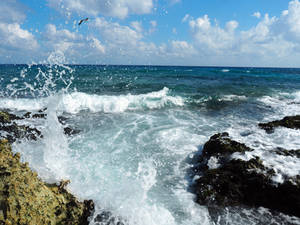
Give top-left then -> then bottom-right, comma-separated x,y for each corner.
0,87 -> 185,113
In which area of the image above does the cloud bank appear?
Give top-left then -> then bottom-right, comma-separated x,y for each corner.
1,0 -> 300,66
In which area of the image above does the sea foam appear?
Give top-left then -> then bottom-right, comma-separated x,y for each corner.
1,87 -> 185,114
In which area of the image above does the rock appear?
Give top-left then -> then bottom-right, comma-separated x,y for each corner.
64,127 -> 81,136
0,139 -> 94,225
202,132 -> 252,158
259,115 -> 300,133
23,112 -> 46,119
190,133 -> 300,218
0,111 -> 22,123
273,147 -> 300,158
94,211 -> 125,225
0,122 -> 42,143
0,111 -> 80,142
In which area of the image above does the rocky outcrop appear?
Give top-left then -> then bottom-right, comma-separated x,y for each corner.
259,115 -> 300,133
0,139 -> 94,224
190,132 -> 300,218
0,110 -> 80,142
0,111 -> 42,143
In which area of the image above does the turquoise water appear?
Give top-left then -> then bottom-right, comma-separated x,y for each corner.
1,64 -> 300,225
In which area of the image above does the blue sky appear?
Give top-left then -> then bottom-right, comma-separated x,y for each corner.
1,0 -> 300,67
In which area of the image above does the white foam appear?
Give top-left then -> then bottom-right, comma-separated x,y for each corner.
258,91 -> 300,121
221,95 -> 247,101
0,97 -> 47,111
60,87 -> 184,114
228,123 -> 300,184
207,156 -> 220,169
1,87 -> 185,114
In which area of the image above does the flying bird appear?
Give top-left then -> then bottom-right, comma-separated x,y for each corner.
78,18 -> 89,26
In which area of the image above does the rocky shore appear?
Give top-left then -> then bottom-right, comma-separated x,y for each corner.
0,110 -> 94,225
190,116 -> 300,219
2,108 -> 300,224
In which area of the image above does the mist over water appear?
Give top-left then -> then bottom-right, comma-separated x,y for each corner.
1,61 -> 300,224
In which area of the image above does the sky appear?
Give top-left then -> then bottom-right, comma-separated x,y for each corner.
1,0 -> 300,67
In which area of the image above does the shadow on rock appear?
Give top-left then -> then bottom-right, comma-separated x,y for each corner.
189,132 -> 300,219
259,115 -> 300,133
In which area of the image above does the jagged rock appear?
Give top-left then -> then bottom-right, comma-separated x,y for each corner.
0,122 -> 42,143
190,133 -> 300,218
259,115 -> 300,133
64,127 -> 81,136
94,211 -> 125,225
273,147 -> 300,158
0,111 -> 80,143
0,111 -> 22,123
202,132 -> 252,158
23,112 -> 46,119
0,139 -> 94,225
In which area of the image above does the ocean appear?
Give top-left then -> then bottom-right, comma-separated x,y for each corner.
1,64 -> 300,225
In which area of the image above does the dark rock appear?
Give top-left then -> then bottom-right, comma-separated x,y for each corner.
94,211 -> 125,225
202,132 -> 252,158
259,115 -> 300,133
0,111 -> 22,123
0,122 -> 42,143
64,126 -> 81,136
23,112 -> 46,119
94,211 -> 113,223
273,147 -> 300,158
38,108 -> 47,113
58,116 -> 68,125
190,133 -> 300,218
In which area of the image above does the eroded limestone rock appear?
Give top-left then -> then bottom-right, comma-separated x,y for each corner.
0,139 -> 94,225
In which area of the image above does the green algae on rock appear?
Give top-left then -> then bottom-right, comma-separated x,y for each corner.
0,111 -> 22,124
0,139 -> 94,225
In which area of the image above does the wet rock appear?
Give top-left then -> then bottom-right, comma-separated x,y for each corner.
202,132 -> 252,158
23,111 -> 47,119
0,111 -> 22,123
94,211 -> 125,225
0,122 -> 42,143
273,147 -> 300,158
64,127 -> 81,136
259,115 -> 300,133
1,111 -> 80,142
190,133 -> 300,218
0,139 -> 94,225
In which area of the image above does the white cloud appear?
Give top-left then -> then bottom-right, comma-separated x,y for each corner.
185,1 -> 300,66
0,0 -> 26,23
41,24 -> 105,62
169,41 -> 196,57
189,15 -> 238,52
252,12 -> 261,19
0,23 -> 38,51
47,0 -> 154,19
93,17 -> 143,47
276,0 -> 300,41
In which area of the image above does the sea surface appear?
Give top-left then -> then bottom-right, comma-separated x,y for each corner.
1,64 -> 300,225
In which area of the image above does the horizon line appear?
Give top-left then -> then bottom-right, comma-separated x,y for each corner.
0,64 -> 300,70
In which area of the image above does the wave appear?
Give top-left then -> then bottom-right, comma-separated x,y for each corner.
0,87 -> 185,114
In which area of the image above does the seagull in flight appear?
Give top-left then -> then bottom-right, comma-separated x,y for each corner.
78,18 -> 89,26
